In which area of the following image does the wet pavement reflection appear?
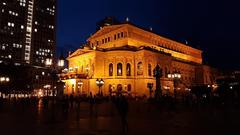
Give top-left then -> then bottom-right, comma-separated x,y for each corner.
0,97 -> 240,135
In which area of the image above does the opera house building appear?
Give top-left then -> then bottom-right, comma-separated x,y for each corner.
61,22 -> 218,97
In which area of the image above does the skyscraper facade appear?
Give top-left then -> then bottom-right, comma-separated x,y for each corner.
0,0 -> 56,65
0,0 -> 57,94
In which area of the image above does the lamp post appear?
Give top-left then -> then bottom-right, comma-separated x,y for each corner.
45,53 -> 65,97
45,54 -> 65,122
45,55 -> 53,67
77,80 -> 83,96
153,64 -> 163,99
0,77 -> 10,84
45,55 -> 52,97
96,78 -> 104,96
0,77 -> 10,98
167,71 -> 181,101
58,54 -> 65,68
147,83 -> 154,98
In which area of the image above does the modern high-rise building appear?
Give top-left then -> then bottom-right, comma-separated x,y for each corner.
0,0 -> 58,95
0,0 -> 56,66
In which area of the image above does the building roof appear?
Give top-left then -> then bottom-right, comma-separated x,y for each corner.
88,22 -> 202,53
67,44 -> 172,60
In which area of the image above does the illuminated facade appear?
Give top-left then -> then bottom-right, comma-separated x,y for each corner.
62,22 -> 217,97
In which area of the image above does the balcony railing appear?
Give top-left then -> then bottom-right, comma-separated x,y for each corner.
60,73 -> 88,80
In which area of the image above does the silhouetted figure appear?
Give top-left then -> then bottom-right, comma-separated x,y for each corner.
61,95 -> 69,118
94,95 -> 98,117
0,96 -> 3,110
118,95 -> 129,134
13,96 -> 17,107
89,92 -> 94,116
110,96 -> 116,116
42,97 -> 49,109
76,95 -> 81,122
69,94 -> 74,108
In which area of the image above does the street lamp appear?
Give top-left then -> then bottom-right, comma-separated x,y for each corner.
45,54 -> 66,97
153,64 -> 163,99
58,53 -> 65,68
0,76 -> 10,98
168,71 -> 181,100
0,77 -> 10,83
96,78 -> 104,96
77,80 -> 83,95
147,83 -> 154,98
45,55 -> 52,67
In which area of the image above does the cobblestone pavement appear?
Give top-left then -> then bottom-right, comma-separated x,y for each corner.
0,100 -> 240,135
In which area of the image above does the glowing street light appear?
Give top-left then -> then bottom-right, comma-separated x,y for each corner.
46,59 -> 52,67
0,77 -> 10,83
96,78 -> 104,96
168,71 -> 181,100
6,77 -> 10,82
58,59 -> 64,67
0,77 -> 5,82
77,80 -> 83,95
58,53 -> 65,67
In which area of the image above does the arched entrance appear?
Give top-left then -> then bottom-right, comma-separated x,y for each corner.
117,84 -> 123,95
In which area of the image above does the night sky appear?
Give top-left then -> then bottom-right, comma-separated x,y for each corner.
57,0 -> 240,69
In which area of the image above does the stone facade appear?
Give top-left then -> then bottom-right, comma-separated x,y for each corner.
61,23 -> 217,97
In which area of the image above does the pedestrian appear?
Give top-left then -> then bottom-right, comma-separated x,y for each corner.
0,95 -> 2,110
43,97 -> 49,109
69,94 -> 74,108
61,95 -> 69,116
76,95 -> 81,122
89,92 -> 94,116
118,95 -> 129,134
94,95 -> 98,117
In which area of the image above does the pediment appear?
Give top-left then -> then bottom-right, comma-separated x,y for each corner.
87,24 -> 126,41
67,49 -> 92,59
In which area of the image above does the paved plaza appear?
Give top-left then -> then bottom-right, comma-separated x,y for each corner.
0,98 -> 240,135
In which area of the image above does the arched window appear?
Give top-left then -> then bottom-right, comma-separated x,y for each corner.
137,62 -> 143,75
126,63 -> 131,76
109,63 -> 113,76
117,63 -> 122,76
117,84 -> 123,93
148,64 -> 152,76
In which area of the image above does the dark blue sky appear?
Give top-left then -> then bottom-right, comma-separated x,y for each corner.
57,0 -> 240,69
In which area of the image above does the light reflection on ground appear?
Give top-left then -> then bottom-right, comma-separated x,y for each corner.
0,100 -> 240,135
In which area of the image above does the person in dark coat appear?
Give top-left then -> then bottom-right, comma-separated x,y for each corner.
69,94 -> 74,108
118,95 -> 129,133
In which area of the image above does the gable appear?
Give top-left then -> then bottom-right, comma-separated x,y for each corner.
67,49 -> 92,59
87,24 -> 126,41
